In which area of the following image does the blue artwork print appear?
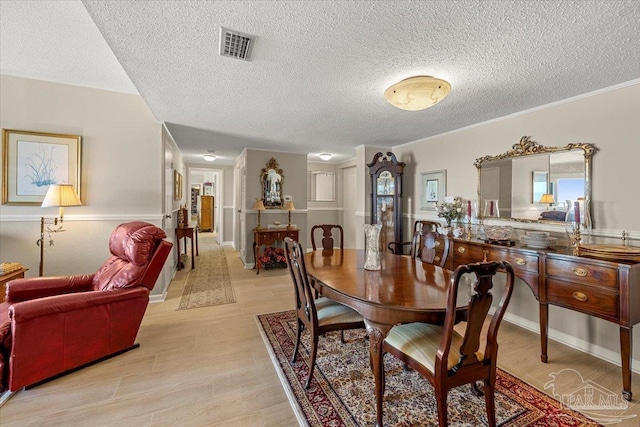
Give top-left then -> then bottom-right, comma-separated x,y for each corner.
16,140 -> 69,196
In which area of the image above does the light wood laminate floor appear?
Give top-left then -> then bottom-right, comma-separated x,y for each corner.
1,233 -> 639,426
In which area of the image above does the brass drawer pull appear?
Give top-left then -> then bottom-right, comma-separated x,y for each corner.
514,257 -> 526,266
435,241 -> 441,247
572,291 -> 588,302
434,256 -> 441,263
457,247 -> 466,254
573,267 -> 588,277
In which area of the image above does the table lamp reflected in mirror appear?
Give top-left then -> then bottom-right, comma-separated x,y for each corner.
539,193 -> 555,209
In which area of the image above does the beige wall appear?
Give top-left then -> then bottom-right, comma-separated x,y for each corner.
0,75 -> 166,288
392,80 -> 640,370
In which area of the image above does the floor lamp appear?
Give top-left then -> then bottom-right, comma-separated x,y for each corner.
39,184 -> 82,276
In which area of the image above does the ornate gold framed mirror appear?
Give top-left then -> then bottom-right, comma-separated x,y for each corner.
261,158 -> 284,209
475,136 -> 597,223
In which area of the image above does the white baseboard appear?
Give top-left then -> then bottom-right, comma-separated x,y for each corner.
501,311 -> 639,373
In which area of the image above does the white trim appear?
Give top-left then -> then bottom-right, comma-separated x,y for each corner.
394,79 -> 640,149
499,310 -> 640,374
0,214 -> 164,222
306,206 -> 343,212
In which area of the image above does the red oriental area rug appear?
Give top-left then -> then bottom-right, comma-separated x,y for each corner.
257,310 -> 601,427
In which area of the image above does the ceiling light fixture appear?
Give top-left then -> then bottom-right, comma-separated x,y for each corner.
319,153 -> 333,161
203,150 -> 216,162
384,75 -> 451,111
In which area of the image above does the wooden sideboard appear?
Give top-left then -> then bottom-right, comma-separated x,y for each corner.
446,237 -> 640,400
253,228 -> 299,274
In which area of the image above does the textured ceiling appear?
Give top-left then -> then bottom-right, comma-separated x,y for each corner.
2,1 -> 640,166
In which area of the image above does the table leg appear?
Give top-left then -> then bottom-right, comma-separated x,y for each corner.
539,302 -> 548,363
254,242 -> 260,275
190,234 -> 195,270
364,319 -> 393,427
621,326 -> 633,401
195,229 -> 199,256
176,233 -> 184,270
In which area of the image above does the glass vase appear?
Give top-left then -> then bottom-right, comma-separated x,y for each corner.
364,224 -> 382,271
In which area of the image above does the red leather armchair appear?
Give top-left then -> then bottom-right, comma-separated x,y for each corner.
0,221 -> 172,392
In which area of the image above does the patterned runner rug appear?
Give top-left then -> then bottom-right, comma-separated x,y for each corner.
177,242 -> 236,309
257,310 -> 600,427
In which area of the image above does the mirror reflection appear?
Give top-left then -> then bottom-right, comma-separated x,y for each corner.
476,136 -> 597,223
261,158 -> 284,209
307,171 -> 336,201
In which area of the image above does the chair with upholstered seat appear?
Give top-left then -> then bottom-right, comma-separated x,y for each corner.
311,224 -> 343,255
284,237 -> 364,389
0,222 -> 172,392
382,260 -> 515,427
411,229 -> 450,267
388,220 -> 440,255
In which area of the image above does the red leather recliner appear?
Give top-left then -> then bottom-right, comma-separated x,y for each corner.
0,221 -> 173,392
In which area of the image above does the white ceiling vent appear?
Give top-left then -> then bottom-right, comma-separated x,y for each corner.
219,27 -> 256,61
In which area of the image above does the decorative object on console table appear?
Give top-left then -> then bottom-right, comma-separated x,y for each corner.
539,193 -> 555,209
252,199 -> 265,230
38,184 -> 82,276
363,223 -> 382,271
283,200 -> 296,229
173,170 -> 183,200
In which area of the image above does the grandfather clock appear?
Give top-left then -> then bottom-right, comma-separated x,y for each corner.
368,152 -> 405,253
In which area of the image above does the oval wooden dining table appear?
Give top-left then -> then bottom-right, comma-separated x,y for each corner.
304,249 -> 471,427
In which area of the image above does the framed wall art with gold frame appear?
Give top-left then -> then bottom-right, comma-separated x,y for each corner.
2,129 -> 82,205
174,170 -> 183,200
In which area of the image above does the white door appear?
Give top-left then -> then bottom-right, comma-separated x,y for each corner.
235,158 -> 247,261
162,138 -> 176,288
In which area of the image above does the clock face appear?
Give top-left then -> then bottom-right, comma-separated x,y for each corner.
377,171 -> 395,195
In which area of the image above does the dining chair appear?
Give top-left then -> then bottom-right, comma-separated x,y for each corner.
283,237 -> 364,389
388,220 -> 440,255
311,224 -> 343,255
411,229 -> 450,267
382,260 -> 515,427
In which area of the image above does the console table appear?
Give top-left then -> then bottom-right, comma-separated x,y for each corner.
176,226 -> 198,270
447,237 -> 640,400
253,228 -> 299,274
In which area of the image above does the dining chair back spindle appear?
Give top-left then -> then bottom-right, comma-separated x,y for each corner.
388,220 -> 440,255
411,229 -> 450,267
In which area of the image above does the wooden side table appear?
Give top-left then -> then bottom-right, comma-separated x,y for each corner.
175,226 -> 198,270
253,228 -> 299,274
1,268 -> 28,303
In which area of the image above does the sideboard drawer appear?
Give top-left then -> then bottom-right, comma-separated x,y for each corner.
547,258 -> 618,289
452,242 -> 538,276
546,278 -> 619,321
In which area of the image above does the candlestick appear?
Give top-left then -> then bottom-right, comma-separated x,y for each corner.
489,200 -> 494,216
574,201 -> 581,224
467,200 -> 472,218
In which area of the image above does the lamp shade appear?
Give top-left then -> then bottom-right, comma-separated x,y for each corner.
384,76 -> 451,111
252,199 -> 266,211
41,184 -> 82,207
283,201 -> 296,211
539,193 -> 555,204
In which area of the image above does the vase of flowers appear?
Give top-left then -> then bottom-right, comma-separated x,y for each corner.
436,197 -> 464,231
259,246 -> 287,270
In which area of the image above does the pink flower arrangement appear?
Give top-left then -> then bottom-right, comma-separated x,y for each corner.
259,246 -> 287,269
